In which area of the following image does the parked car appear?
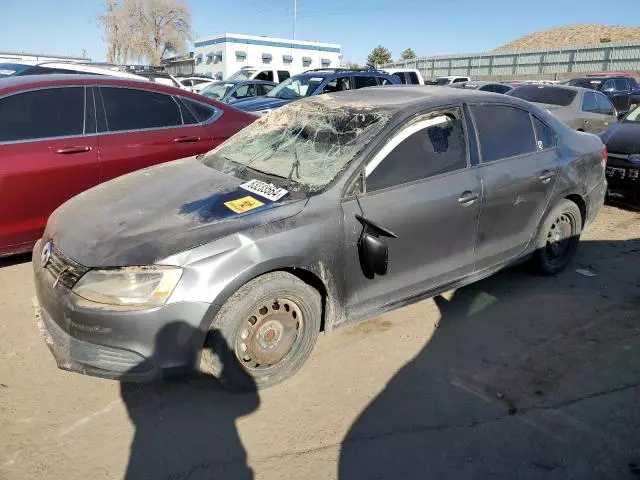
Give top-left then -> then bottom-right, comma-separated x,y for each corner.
0,74 -> 256,257
226,66 -> 291,84
566,75 -> 640,115
599,105 -> 640,208
33,87 -> 606,391
435,76 -> 471,85
130,71 -> 184,89
0,60 -> 146,80
507,84 -> 617,134
176,76 -> 216,92
231,68 -> 400,114
199,79 -> 277,104
382,68 -> 424,85
448,81 -> 512,93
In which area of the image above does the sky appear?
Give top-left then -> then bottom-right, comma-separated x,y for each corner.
0,0 -> 637,64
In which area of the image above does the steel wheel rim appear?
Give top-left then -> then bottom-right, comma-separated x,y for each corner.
235,296 -> 303,371
545,212 -> 574,263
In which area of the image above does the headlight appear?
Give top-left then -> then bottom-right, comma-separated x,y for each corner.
255,109 -> 272,116
73,266 -> 183,307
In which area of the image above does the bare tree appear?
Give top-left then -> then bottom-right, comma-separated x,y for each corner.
98,0 -> 192,65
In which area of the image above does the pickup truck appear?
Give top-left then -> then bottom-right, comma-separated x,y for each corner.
567,75 -> 640,115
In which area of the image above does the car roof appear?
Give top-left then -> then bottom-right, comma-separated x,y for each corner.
300,85 -> 530,113
296,69 -> 393,79
512,83 -> 589,94
0,74 -> 220,102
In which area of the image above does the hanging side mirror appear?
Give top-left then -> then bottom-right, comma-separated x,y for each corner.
355,214 -> 397,279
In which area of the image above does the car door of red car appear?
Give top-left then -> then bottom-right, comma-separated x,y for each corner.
95,86 -> 218,183
0,85 -> 99,255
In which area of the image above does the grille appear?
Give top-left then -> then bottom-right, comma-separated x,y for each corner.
46,248 -> 89,289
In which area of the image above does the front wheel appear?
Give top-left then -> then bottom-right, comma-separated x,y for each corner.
200,272 -> 322,391
532,199 -> 583,276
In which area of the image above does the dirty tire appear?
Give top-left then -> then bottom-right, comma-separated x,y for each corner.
200,272 -> 321,391
533,199 -> 583,276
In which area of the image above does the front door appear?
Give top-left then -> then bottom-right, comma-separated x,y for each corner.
470,104 -> 559,271
0,86 -> 99,253
95,86 -> 215,182
342,106 -> 481,320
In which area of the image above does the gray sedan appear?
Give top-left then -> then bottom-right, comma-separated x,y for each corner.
33,87 -> 607,390
508,84 -> 618,134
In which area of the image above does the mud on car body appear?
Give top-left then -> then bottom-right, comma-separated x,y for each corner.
33,86 -> 607,390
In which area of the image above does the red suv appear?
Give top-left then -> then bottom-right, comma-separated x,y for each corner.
0,74 -> 256,257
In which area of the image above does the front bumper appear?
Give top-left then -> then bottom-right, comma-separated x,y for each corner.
32,241 -> 216,381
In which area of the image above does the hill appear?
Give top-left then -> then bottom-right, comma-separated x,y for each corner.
494,24 -> 640,52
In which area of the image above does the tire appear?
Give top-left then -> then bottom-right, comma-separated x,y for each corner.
200,272 -> 322,391
532,199 -> 583,276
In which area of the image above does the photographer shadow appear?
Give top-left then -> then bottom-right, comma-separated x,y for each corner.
121,322 -> 259,480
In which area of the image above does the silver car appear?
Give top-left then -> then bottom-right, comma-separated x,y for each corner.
33,87 -> 607,390
508,84 -> 618,134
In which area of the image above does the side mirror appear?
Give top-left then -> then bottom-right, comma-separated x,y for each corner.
359,234 -> 389,278
355,214 -> 397,279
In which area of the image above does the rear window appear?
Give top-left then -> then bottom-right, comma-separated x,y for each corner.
566,78 -> 601,90
508,85 -> 577,106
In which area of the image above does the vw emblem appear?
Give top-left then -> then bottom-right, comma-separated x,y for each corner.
41,241 -> 53,268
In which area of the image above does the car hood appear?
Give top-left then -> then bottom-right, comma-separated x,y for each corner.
45,158 -> 306,267
600,122 -> 640,154
231,96 -> 292,112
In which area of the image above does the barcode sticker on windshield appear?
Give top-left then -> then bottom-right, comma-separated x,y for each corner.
240,179 -> 289,201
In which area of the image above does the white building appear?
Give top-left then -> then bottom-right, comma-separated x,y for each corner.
193,33 -> 342,80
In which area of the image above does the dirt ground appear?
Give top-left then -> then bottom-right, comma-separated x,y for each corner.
1,205 -> 639,480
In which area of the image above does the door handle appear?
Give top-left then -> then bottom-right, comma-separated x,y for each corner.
539,170 -> 555,183
457,191 -> 479,206
53,146 -> 91,154
173,136 -> 201,143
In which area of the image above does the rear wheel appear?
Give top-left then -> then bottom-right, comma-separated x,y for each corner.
200,272 -> 321,390
532,199 -> 582,276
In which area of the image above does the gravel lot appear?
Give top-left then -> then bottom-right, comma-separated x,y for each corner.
1,205 -> 639,480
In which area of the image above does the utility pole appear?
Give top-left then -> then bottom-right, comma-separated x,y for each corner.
293,0 -> 297,40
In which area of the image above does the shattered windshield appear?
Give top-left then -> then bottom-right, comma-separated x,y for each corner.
202,100 -> 391,192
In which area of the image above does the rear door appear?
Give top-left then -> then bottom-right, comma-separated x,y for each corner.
342,106 -> 480,317
581,91 -> 606,134
471,104 -> 559,270
594,92 -> 618,131
0,86 -> 99,252
95,86 -> 215,182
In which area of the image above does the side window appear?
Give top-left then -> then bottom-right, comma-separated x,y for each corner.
471,104 -> 536,162
614,79 -> 629,91
582,92 -> 598,112
255,70 -> 274,82
100,87 -> 182,132
366,108 -> 467,192
453,78 -> 466,83
532,116 -> 555,150
322,77 -> 350,93
379,77 -> 395,86
595,93 -> 616,116
408,72 -> 419,84
180,98 -> 217,123
353,76 -> 378,89
232,85 -> 251,98
0,87 -> 85,142
479,85 -> 494,92
181,79 -> 193,87
602,79 -> 616,92
258,84 -> 275,96
277,70 -> 290,82
495,84 -> 512,94
392,73 -> 407,84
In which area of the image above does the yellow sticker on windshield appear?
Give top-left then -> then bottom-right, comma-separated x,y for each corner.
224,196 -> 265,213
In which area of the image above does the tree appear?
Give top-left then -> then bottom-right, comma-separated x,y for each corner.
98,0 -> 192,65
367,46 -> 392,68
400,48 -> 417,61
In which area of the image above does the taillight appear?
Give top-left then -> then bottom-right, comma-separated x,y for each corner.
601,145 -> 607,167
